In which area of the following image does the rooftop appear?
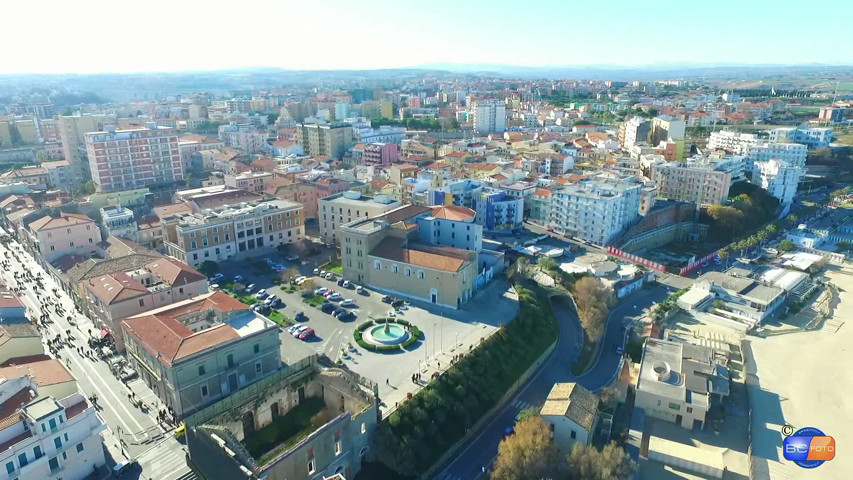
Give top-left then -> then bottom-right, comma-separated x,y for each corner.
0,356 -> 75,388
540,382 -> 598,430
24,396 -> 62,421
369,237 -> 470,272
28,212 -> 94,232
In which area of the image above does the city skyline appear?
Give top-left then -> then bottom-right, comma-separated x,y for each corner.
5,0 -> 852,74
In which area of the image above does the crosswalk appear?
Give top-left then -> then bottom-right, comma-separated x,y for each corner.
138,438 -> 195,480
510,398 -> 537,412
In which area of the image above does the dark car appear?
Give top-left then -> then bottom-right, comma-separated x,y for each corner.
295,311 -> 307,322
381,294 -> 393,303
339,311 -> 356,322
391,299 -> 405,308
320,303 -> 335,313
337,278 -> 345,286
331,306 -> 345,317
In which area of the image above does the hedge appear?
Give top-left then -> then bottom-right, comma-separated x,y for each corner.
357,320 -> 375,332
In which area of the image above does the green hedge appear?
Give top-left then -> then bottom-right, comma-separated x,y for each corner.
371,282 -> 558,475
400,326 -> 420,349
357,320 -> 375,332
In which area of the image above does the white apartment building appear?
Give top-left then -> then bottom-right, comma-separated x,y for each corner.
707,130 -> 760,154
621,116 -> 651,151
99,205 -> 136,239
550,178 -> 642,245
650,161 -> 732,205
752,159 -> 804,205
770,126 -> 832,148
0,377 -> 106,480
746,142 -> 807,167
84,124 -> 182,193
318,191 -> 402,243
217,124 -> 267,154
474,100 -> 507,133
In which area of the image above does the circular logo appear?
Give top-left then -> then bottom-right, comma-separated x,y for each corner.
792,427 -> 829,469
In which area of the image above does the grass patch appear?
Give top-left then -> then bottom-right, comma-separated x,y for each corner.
570,333 -> 597,375
268,310 -> 293,326
302,295 -> 326,307
244,397 -> 328,465
321,260 -> 343,275
835,132 -> 853,146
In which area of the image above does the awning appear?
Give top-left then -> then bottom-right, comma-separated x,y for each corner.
100,328 -> 111,338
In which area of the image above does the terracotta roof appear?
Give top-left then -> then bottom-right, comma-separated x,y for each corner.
369,180 -> 391,190
0,291 -> 25,310
28,212 -> 94,232
540,382 -> 598,430
0,357 -> 74,387
426,162 -> 450,169
429,205 -> 475,221
122,311 -> 240,367
271,140 -> 295,148
153,203 -> 193,220
85,272 -> 149,305
444,151 -> 469,158
370,237 -> 469,272
145,258 -> 206,287
534,189 -> 552,197
131,291 -> 248,324
0,388 -> 36,426
136,215 -> 162,229
49,253 -> 89,273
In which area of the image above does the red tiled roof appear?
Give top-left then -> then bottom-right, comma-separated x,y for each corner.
0,357 -> 74,387
429,205 -> 475,221
534,189 -> 552,197
29,212 -> 94,232
369,237 -> 470,272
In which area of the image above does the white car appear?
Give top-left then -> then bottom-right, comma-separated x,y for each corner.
295,276 -> 308,285
245,283 -> 255,292
314,287 -> 328,295
328,293 -> 343,302
340,299 -> 356,308
386,310 -> 396,317
287,323 -> 303,334
325,273 -> 335,280
319,270 -> 327,277
255,289 -> 267,299
209,273 -> 224,282
342,280 -> 351,288
313,268 -> 320,275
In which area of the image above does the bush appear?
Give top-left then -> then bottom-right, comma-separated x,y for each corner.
357,320 -> 375,332
400,326 -> 421,349
395,319 -> 411,327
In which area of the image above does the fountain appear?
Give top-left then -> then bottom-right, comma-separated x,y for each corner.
363,320 -> 410,346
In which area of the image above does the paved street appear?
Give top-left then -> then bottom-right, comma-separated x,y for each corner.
434,284 -> 671,480
0,232 -> 194,480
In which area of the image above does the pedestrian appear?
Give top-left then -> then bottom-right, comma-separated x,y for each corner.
386,378 -> 389,385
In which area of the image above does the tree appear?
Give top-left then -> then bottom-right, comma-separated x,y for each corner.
491,417 -> 562,480
567,442 -> 636,480
78,180 -> 96,195
572,277 -> 613,342
538,256 -> 557,272
717,248 -> 729,268
786,214 -> 798,226
778,239 -> 796,252
706,204 -> 745,231
196,260 -> 219,277
647,108 -> 659,117
300,278 -> 315,293
514,408 -> 540,424
281,267 -> 300,283
838,240 -> 852,252
766,224 -> 778,236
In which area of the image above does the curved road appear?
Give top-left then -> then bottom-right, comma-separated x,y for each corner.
434,284 -> 671,480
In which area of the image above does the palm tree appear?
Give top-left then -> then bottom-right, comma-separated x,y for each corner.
737,240 -> 748,256
756,230 -> 768,246
766,224 -> 778,236
747,235 -> 759,252
787,214 -> 798,227
717,248 -> 730,268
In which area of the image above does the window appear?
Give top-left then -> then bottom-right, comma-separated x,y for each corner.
17,453 -> 27,467
198,365 -> 205,376
54,437 -> 62,449
191,241 -> 197,249
192,253 -> 198,261
138,299 -> 145,307
405,267 -> 412,277
50,245 -> 55,252
686,407 -> 693,413
253,343 -> 260,354
64,433 -> 68,442
48,457 -> 59,471
668,402 -> 681,411
307,459 -> 315,474
335,440 -> 342,455
418,271 -> 425,279
34,446 -> 42,458
391,264 -> 398,273
58,415 -> 63,423
179,287 -> 184,294
5,461 -> 13,474
201,385 -> 209,397
657,400 -> 661,406
69,241 -> 74,247
374,260 -> 381,270
255,362 -> 262,373
41,423 -> 46,432
570,430 -> 577,439
75,442 -> 84,453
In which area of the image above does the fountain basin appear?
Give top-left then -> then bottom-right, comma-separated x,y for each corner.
363,323 -> 409,345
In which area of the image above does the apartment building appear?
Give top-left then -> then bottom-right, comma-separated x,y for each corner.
649,116 -> 686,146
164,199 -> 304,265
707,130 -> 760,154
122,291 -> 282,418
99,206 -> 136,239
620,116 -> 651,150
217,123 -> 267,154
178,135 -> 224,171
472,190 -> 523,231
340,205 -> 479,307
224,171 -> 272,194
770,126 -> 832,148
318,191 -> 401,244
474,100 -> 507,133
81,257 -> 209,349
0,376 -> 106,480
295,122 -> 354,159
226,99 -> 252,114
746,142 -> 807,167
752,159 -> 804,205
267,177 -> 351,221
27,213 -> 102,263
635,338 -> 729,430
550,178 -> 642,245
0,166 -> 49,188
58,113 -> 117,184
84,124 -> 182,193
41,161 -> 75,191
649,160 -> 733,205
362,142 -> 398,166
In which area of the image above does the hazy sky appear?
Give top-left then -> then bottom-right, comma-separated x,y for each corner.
5,0 -> 851,74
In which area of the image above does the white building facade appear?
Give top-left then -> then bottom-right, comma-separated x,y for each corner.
752,159 -> 804,205
550,179 -> 642,245
474,100 -> 507,134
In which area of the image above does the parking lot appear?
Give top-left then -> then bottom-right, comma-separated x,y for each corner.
210,245 -> 521,411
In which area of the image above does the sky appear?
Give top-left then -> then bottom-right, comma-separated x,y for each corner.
4,0 -> 852,74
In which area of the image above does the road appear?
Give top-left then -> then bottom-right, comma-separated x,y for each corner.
434,284 -> 671,480
0,234 -> 194,480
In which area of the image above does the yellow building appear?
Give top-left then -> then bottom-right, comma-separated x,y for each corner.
379,99 -> 393,120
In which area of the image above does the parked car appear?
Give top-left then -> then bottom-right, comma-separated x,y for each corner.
320,303 -> 335,313
209,284 -> 219,290
255,289 -> 267,299
245,283 -> 255,292
331,307 -> 345,317
387,310 -> 396,317
292,325 -> 310,337
113,459 -> 138,476
546,227 -> 554,232
287,323 -> 303,334
339,311 -> 356,322
381,295 -> 393,303
285,254 -> 299,261
314,287 -> 328,295
337,278 -> 345,286
615,344 -> 623,354
340,299 -> 356,308
295,276 -> 308,285
325,273 -> 335,280
233,275 -> 244,283
298,328 -> 315,340
391,299 -> 405,308
342,280 -> 351,288
294,311 -> 307,322
313,268 -> 320,275
320,270 -> 327,277
209,273 -> 224,282
323,290 -> 336,298
328,293 -> 343,302
356,286 -> 366,295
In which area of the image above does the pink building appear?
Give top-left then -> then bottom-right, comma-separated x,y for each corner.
267,177 -> 351,220
85,124 -> 182,193
362,142 -> 399,166
28,212 -> 102,262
